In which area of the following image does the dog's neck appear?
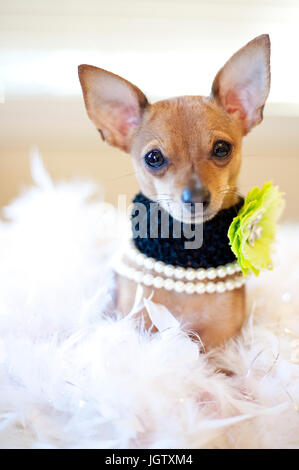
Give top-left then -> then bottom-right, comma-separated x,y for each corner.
131,193 -> 244,269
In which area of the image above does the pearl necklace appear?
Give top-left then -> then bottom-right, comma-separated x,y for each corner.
113,241 -> 247,295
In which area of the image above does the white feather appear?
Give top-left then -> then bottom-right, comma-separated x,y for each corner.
0,156 -> 299,448
144,298 -> 180,331
30,147 -> 54,189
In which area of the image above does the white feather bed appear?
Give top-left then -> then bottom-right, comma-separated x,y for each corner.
0,154 -> 299,449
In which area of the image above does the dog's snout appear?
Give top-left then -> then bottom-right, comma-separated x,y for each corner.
181,186 -> 210,210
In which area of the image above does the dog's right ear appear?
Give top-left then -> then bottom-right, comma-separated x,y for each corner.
78,65 -> 149,152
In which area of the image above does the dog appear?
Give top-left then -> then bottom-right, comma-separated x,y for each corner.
78,34 -> 271,350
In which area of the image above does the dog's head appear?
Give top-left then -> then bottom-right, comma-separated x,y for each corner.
78,34 -> 270,223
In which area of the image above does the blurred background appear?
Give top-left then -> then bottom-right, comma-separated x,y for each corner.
0,0 -> 298,219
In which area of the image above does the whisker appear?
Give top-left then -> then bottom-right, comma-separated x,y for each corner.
111,171 -> 137,181
215,186 -> 244,215
217,186 -> 243,198
111,167 -> 146,181
156,199 -> 173,204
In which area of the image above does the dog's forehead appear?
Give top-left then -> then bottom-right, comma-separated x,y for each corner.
142,96 -> 236,140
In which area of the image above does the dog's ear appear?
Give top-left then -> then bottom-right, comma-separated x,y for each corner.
78,65 -> 149,152
211,34 -> 270,135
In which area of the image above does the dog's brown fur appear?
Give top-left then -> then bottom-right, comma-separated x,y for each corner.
78,35 -> 271,350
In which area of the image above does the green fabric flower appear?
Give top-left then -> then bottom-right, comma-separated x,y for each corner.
228,182 -> 285,276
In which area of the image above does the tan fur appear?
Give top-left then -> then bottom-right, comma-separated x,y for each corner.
130,96 -> 243,220
116,272 -> 246,351
78,35 -> 271,350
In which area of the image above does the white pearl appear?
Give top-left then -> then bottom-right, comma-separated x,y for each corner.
144,257 -> 155,270
206,282 -> 216,294
115,246 -> 249,295
133,271 -> 143,283
153,276 -> 164,289
113,258 -> 121,271
116,266 -> 124,277
164,265 -> 175,277
127,248 -> 134,260
164,278 -> 175,291
195,282 -> 206,294
174,281 -> 185,293
174,267 -> 185,280
127,268 -> 135,280
282,292 -> 291,303
143,274 -> 154,286
226,263 -> 236,275
136,253 -> 145,266
185,282 -> 196,294
154,261 -> 165,273
185,269 -> 196,281
216,266 -> 227,278
225,279 -> 235,291
207,268 -> 217,280
196,269 -> 206,280
216,282 -> 226,293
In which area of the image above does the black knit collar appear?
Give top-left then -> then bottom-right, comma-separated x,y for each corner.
131,192 -> 244,269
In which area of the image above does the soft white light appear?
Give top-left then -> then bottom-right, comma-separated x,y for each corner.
1,45 -> 299,105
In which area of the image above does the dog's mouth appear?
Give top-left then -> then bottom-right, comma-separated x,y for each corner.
158,199 -> 220,225
186,200 -> 212,221
181,208 -> 218,224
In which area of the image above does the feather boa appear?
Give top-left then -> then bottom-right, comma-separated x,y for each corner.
0,152 -> 298,449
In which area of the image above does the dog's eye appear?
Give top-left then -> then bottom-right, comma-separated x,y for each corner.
213,140 -> 232,159
144,149 -> 166,169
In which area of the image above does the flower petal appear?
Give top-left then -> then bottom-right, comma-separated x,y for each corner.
227,181 -> 284,276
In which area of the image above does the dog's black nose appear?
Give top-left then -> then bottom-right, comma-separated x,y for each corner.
181,186 -> 210,210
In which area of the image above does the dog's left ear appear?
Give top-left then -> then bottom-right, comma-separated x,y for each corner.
211,34 -> 271,135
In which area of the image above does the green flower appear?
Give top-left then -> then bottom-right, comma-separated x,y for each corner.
228,182 -> 285,276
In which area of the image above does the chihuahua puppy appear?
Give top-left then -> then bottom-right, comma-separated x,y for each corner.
78,35 -> 270,350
